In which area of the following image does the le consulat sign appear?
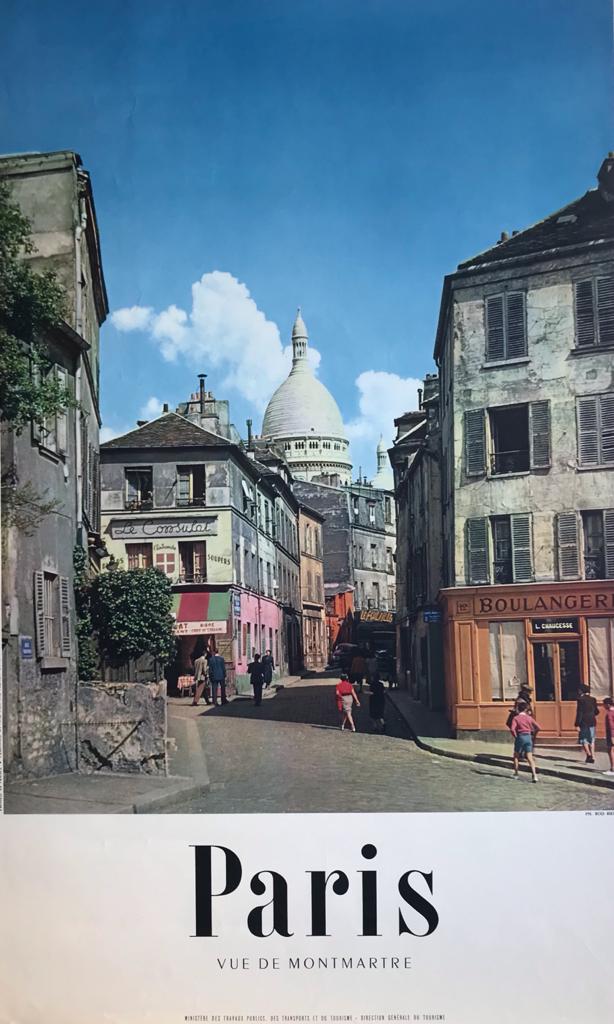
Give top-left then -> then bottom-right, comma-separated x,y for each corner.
110,515 -> 218,540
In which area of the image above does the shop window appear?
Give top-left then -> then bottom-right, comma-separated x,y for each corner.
587,619 -> 614,698
489,622 -> 527,700
125,468 -> 153,510
178,541 -> 206,583
582,510 -> 614,580
126,543 -> 153,570
176,465 -> 206,507
155,550 -> 176,577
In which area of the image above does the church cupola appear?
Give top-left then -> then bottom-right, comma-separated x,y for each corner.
292,308 -> 308,363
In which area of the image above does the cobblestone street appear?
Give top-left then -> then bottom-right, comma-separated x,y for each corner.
168,678 -> 614,814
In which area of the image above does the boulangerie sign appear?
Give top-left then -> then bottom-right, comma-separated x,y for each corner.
2,2 -> 614,1023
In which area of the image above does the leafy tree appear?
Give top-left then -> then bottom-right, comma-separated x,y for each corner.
0,180 -> 71,430
89,565 -> 176,669
73,545 -> 99,681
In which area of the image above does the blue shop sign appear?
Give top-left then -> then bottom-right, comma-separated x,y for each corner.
233,593 -> 242,617
20,635 -> 34,659
423,609 -> 441,624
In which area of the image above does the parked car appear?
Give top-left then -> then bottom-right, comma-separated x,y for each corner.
328,643 -> 359,672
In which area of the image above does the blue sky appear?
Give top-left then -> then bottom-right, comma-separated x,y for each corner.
2,0 -> 612,474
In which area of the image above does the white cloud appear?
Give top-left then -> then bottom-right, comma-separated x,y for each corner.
139,396 -> 164,420
110,272 -> 321,413
100,424 -> 125,444
346,370 -> 421,448
110,305 -> 153,332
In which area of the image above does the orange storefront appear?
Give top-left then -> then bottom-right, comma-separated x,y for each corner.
440,582 -> 614,739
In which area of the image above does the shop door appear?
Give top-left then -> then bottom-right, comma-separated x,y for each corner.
532,640 -> 582,732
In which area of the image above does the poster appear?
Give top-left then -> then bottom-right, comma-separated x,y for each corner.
1,2 -> 614,1022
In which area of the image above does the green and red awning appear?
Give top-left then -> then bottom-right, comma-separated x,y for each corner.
172,591 -> 230,636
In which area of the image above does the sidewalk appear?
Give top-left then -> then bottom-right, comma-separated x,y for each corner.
387,690 -> 614,791
4,712 -> 211,814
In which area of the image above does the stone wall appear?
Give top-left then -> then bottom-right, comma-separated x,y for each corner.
77,681 -> 167,775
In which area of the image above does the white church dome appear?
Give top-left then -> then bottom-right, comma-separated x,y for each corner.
262,311 -> 347,440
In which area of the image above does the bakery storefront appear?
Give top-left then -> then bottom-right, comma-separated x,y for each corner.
440,582 -> 614,739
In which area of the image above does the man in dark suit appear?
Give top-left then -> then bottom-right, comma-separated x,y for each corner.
247,652 -> 266,706
261,649 -> 275,689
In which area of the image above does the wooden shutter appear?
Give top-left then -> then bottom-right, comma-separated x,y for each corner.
577,397 -> 599,467
506,292 -> 527,358
511,514 -> 533,582
529,400 -> 551,468
34,571 -> 46,655
59,575 -> 72,657
605,510 -> 614,580
557,512 -> 580,580
466,517 -> 490,584
600,393 -> 614,465
486,295 -> 505,361
597,276 -> 614,347
464,409 -> 486,476
574,280 -> 596,348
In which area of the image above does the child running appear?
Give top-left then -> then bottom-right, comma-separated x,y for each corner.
335,673 -> 361,732
509,700 -> 540,783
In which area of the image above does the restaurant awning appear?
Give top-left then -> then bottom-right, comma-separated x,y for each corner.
172,591 -> 230,636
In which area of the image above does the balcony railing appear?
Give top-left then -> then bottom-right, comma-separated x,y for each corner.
585,553 -> 605,580
490,449 -> 529,475
493,560 -> 513,584
176,496 -> 207,508
124,497 -> 153,511
175,572 -> 207,584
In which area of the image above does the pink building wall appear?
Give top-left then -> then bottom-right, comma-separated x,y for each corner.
234,591 -> 283,679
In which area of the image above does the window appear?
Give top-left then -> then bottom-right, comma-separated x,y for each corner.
309,440 -> 318,449
125,468 -> 153,510
178,541 -> 206,582
583,510 -> 614,580
577,393 -> 614,467
126,543 -> 153,569
246,623 -> 251,660
574,276 -> 614,349
352,498 -> 359,517
466,402 -> 550,477
371,543 -> 377,568
266,562 -> 272,596
489,622 -> 527,700
466,514 -> 533,585
386,547 -> 394,573
384,496 -> 392,524
372,582 -> 380,609
35,365 -> 68,455
176,465 -> 206,507
316,574 -> 322,603
236,620 -> 242,659
368,502 -> 376,525
587,619 -> 614,698
485,292 -> 527,361
155,549 -> 176,577
34,571 -> 71,659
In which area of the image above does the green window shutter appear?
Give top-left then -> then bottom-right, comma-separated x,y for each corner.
529,400 -> 551,469
599,393 -> 614,465
577,397 -> 599,467
597,276 -> 614,347
59,575 -> 72,657
574,280 -> 596,348
511,514 -> 533,582
466,517 -> 490,584
34,571 -> 46,655
556,512 -> 580,580
464,409 -> 486,476
506,292 -> 527,358
486,295 -> 505,361
604,510 -> 614,580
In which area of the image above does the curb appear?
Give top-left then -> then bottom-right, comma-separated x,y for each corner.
131,777 -> 210,814
387,695 -> 614,792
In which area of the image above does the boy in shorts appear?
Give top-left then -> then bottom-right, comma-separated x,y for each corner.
509,700 -> 540,783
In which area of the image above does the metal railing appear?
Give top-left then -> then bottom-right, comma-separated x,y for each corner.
490,449 -> 529,475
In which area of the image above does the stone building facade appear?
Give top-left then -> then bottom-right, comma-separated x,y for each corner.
298,504 -> 327,671
100,396 -> 303,693
435,154 -> 614,738
1,150 -> 108,777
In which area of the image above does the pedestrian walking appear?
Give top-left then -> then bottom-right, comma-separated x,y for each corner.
509,700 -> 540,782
369,674 -> 386,733
506,684 -> 535,730
261,649 -> 275,689
350,649 -> 367,693
603,697 -> 614,776
365,648 -> 378,689
208,650 -> 228,706
335,673 -> 360,732
192,652 -> 211,706
575,684 -> 599,763
248,652 -> 266,706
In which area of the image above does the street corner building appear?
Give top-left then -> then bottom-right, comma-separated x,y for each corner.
99,380 -> 304,697
393,154 -> 614,740
1,151 -> 108,778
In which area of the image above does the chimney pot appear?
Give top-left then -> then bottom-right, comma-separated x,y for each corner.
163,402 -> 169,413
500,230 -> 509,242
198,373 -> 207,414
136,419 -> 148,427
